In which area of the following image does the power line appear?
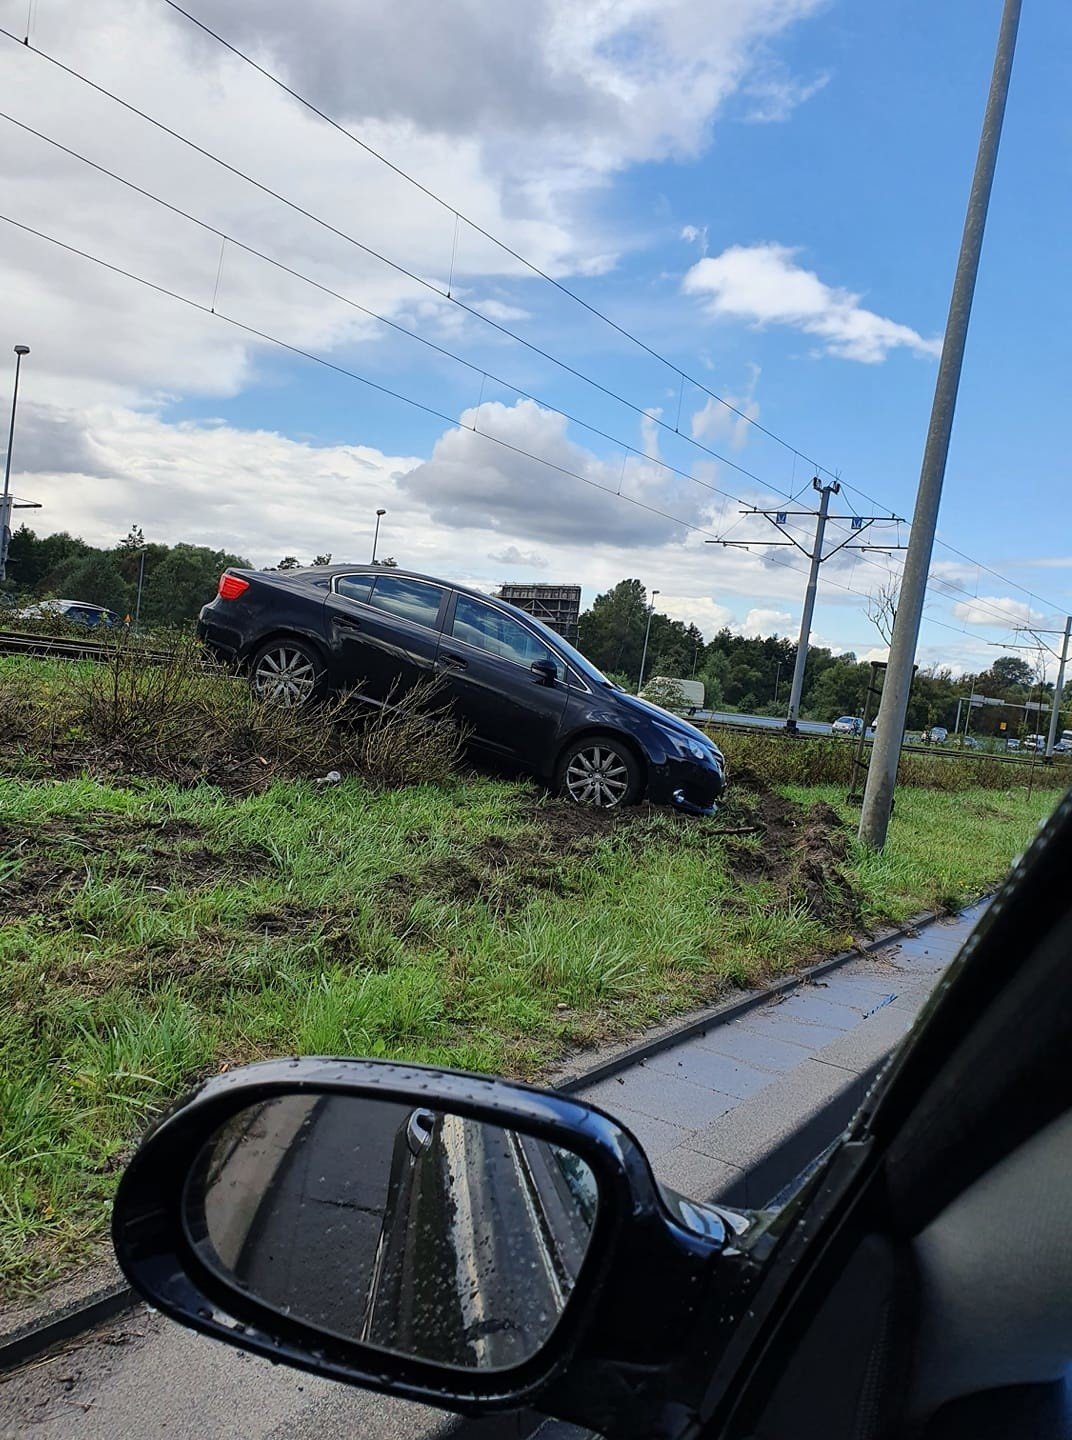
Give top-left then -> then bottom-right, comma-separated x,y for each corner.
837,474 -> 1060,614
160,0 -> 838,486
2,200 -> 1026,668
0,210 -> 720,542
0,108 -> 773,518
5,29 -> 1050,647
0,26 -> 799,502
0,206 -> 931,643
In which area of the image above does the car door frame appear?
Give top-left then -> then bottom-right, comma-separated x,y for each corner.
436,590 -> 574,772
325,571 -> 450,706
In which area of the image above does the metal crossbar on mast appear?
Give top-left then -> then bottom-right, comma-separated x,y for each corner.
706,477 -> 905,731
992,619 -> 1072,759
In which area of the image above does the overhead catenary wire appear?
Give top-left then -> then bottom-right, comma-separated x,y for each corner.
0,206 -> 918,632
3,28 -> 1054,643
0,108 -> 781,518
0,26 -> 799,504
159,0 -> 831,485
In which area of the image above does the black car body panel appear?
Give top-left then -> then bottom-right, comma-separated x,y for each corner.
199,565 -> 726,813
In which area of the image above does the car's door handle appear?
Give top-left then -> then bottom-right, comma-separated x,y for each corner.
334,615 -> 361,631
438,651 -> 467,670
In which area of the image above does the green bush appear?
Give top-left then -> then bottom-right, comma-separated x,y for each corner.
715,729 -> 1059,792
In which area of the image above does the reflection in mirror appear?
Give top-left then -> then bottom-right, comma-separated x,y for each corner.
184,1095 -> 599,1372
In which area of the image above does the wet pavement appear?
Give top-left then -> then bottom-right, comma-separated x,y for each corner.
575,903 -> 986,1207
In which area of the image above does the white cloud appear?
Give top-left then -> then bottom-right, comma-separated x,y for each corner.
741,606 -> 794,637
190,0 -> 829,175
487,545 -> 548,569
683,243 -> 942,363
657,595 -> 735,638
681,224 -> 709,254
951,595 -> 1046,629
398,398 -> 713,547
743,69 -> 830,123
691,362 -> 760,450
471,300 -> 534,323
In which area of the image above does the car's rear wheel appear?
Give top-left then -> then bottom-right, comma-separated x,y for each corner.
250,637 -> 325,706
555,734 -> 643,809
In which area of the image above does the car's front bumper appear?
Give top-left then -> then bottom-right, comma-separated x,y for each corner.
648,754 -> 727,816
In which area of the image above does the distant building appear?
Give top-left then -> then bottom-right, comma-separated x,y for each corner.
497,583 -> 581,641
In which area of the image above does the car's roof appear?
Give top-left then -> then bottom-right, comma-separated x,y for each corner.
256,564 -> 552,628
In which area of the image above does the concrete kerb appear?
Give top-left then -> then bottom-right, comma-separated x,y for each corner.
0,902 -> 975,1373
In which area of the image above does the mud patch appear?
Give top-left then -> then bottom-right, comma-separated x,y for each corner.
0,812 -> 273,919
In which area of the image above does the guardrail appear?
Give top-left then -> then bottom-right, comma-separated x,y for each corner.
697,715 -> 1065,767
0,628 -> 178,664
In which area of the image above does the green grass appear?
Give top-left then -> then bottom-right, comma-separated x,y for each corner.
0,771 -> 1062,1298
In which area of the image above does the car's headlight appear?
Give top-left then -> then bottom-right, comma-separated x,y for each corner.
657,725 -> 719,764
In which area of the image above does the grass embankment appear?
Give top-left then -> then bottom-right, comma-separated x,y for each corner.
1,767 -> 1061,1297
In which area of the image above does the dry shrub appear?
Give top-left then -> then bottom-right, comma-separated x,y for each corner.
0,640 -> 464,793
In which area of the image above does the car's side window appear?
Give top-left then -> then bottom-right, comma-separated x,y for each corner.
368,575 -> 445,630
334,574 -> 374,605
451,594 -> 564,676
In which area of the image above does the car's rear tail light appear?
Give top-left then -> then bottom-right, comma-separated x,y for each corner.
217,574 -> 250,601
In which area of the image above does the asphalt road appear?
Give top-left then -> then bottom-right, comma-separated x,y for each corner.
0,1306 -> 458,1440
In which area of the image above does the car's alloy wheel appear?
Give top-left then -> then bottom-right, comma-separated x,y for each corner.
251,642 -> 321,706
563,743 -> 633,808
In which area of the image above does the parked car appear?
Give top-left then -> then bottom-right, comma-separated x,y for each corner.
15,598 -> 123,628
830,715 -> 862,736
113,792 -> 1072,1440
1005,736 -> 1021,751
920,725 -> 949,744
198,566 -> 726,814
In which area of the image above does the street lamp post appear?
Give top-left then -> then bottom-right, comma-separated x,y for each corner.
371,508 -> 387,564
134,547 -> 148,629
1,345 -> 30,583
638,589 -> 659,693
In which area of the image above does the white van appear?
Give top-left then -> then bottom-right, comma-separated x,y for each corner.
639,677 -> 705,714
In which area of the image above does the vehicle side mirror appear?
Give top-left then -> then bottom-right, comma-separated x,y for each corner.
112,1060 -> 752,1436
530,659 -> 558,685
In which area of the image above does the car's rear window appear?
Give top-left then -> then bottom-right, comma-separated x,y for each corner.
368,575 -> 444,630
335,574 -> 373,605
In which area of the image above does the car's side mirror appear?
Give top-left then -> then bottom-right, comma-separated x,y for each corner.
112,1060 -> 757,1437
530,659 -> 558,685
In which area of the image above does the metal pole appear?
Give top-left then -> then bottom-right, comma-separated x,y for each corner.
773,660 -> 783,706
1044,616 -> 1071,759
859,0 -> 1021,849
371,507 -> 386,564
954,696 -> 964,738
786,480 -> 836,732
0,345 -> 30,583
638,590 -> 659,692
134,548 -> 146,629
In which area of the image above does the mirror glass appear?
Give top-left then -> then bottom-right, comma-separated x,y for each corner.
183,1094 -> 599,1371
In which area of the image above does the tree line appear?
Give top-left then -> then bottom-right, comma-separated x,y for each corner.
578,578 -> 1070,734
0,527 -> 402,628
2,536 -> 1065,735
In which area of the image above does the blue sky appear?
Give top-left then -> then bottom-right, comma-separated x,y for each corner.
2,0 -> 1069,677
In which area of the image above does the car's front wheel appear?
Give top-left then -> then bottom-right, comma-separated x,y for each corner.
249,637 -> 325,707
555,734 -> 643,809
